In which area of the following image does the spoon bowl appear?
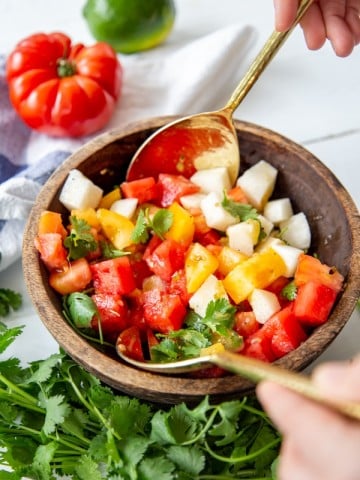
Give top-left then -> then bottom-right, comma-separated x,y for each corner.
126,0 -> 313,182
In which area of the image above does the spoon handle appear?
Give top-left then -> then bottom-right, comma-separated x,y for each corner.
224,0 -> 313,113
214,350 -> 360,422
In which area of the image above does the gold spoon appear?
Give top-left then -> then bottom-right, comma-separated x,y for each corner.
126,0 -> 313,185
116,345 -> 360,422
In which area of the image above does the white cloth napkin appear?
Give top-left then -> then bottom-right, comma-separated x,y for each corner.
0,23 -> 257,272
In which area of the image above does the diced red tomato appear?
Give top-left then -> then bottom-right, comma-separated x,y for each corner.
293,281 -> 338,326
142,287 -> 186,333
242,329 -> 276,362
294,254 -> 344,293
121,177 -> 159,204
157,173 -> 200,207
91,293 -> 129,339
168,269 -> 190,305
129,256 -> 152,289
34,233 -> 68,271
116,326 -> 144,362
90,257 -> 136,296
199,230 -> 222,247
263,304 -> 308,358
144,238 -> 186,282
49,258 -> 92,295
234,311 -> 261,339
127,289 -> 147,332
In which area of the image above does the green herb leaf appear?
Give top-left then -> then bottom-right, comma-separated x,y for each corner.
0,322 -> 23,353
64,216 -> 98,260
222,193 -> 259,221
0,289 -> 22,317
131,208 -> 173,243
151,209 -> 174,239
281,282 -> 298,301
65,292 -> 98,328
100,241 -> 130,259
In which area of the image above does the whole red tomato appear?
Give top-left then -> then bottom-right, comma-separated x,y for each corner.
6,32 -> 123,137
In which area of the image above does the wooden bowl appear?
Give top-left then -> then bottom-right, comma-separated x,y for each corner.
23,117 -> 360,404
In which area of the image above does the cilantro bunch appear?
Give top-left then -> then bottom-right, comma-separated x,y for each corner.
0,321 -> 281,479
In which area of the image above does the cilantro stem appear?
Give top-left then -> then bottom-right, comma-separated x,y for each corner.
0,373 -> 39,405
0,388 -> 44,414
204,437 -> 281,463
65,368 -> 121,441
181,406 -> 219,445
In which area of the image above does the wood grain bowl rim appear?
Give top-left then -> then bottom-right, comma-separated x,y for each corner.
23,117 -> 360,404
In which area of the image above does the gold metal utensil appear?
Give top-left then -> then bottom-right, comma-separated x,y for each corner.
117,346 -> 360,422
126,0 -> 313,184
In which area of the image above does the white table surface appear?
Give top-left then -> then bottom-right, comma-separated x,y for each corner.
1,0 -> 359,369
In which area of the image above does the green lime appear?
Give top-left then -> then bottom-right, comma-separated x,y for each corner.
83,0 -> 176,54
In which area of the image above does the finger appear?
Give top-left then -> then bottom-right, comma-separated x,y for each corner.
277,439 -> 323,480
313,355 -> 360,401
273,0 -> 299,31
346,2 -> 360,44
319,0 -> 356,56
300,2 -> 327,50
256,380 -> 349,437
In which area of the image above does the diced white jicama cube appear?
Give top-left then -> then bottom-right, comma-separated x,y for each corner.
271,242 -> 303,277
59,169 -> 103,211
257,214 -> 274,238
179,192 -> 207,210
200,192 -> 237,232
189,274 -> 229,317
236,160 -> 277,210
249,288 -> 281,324
190,167 -> 231,195
226,219 -> 260,256
256,235 -> 282,253
263,198 -> 293,225
110,198 -> 138,219
280,212 -> 311,250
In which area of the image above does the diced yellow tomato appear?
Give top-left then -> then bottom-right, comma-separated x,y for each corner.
200,342 -> 225,356
217,246 -> 248,276
185,242 -> 219,294
96,208 -> 134,250
38,211 -> 67,238
165,202 -> 195,247
98,187 -> 121,209
70,207 -> 101,230
223,248 -> 286,303
49,258 -> 92,295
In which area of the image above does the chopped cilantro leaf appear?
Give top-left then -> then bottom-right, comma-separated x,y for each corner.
100,241 -> 130,259
64,216 -> 98,260
281,282 -> 298,301
131,208 -> 173,244
222,193 -> 259,221
151,299 -> 239,362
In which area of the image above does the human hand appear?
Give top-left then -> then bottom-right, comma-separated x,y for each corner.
256,356 -> 360,480
273,0 -> 360,56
